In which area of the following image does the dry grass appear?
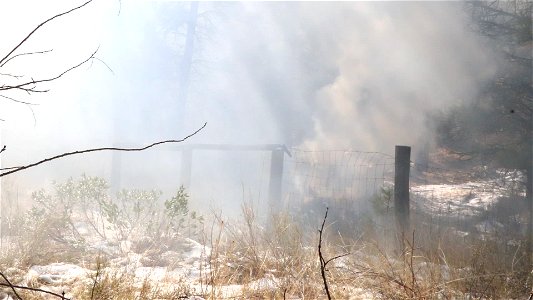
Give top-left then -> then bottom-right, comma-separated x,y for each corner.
193,201 -> 532,299
1,188 -> 532,299
337,227 -> 532,299
198,203 -> 327,299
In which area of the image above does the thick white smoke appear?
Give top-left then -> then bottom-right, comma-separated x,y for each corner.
0,1 -> 500,215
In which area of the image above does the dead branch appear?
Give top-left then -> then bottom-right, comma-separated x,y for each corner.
0,272 -> 22,300
0,0 -> 102,108
0,0 -> 93,66
0,122 -> 207,178
0,49 -> 53,69
0,279 -> 71,299
318,207 -> 350,300
318,207 -> 332,299
0,94 -> 39,106
0,73 -> 23,79
0,47 -> 99,94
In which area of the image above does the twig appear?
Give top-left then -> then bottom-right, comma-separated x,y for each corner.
0,272 -> 23,300
0,73 -> 23,78
407,230 -> 417,296
0,49 -> 53,68
318,207 -> 331,300
0,0 -> 93,66
317,207 -> 349,300
0,94 -> 39,106
0,122 -> 207,177
0,47 -> 99,93
90,257 -> 102,300
0,281 -> 71,299
91,56 -> 114,74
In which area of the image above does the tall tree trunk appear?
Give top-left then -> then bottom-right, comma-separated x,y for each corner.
176,1 -> 199,134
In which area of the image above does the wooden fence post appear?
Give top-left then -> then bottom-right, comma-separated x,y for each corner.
268,148 -> 285,213
394,145 -> 411,232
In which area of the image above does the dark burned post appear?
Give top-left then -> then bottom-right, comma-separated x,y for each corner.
394,145 -> 411,232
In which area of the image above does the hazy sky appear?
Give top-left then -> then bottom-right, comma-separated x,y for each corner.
0,1 -> 500,213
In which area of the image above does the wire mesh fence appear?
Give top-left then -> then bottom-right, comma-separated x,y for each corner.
282,148 -> 395,208
279,147 -> 528,245
281,148 -> 396,237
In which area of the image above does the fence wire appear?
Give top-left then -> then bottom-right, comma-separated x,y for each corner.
281,148 -> 528,244
282,148 -> 395,214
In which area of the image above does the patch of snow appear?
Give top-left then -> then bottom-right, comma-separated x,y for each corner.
411,169 -> 525,217
110,252 -> 144,270
88,240 -> 120,256
25,263 -> 88,286
134,266 -> 168,282
23,263 -> 90,298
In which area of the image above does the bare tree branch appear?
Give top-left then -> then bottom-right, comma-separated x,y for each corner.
0,94 -> 39,106
0,73 -> 23,79
0,49 -> 53,68
0,280 -> 70,299
90,56 -> 115,75
318,207 -> 332,300
0,272 -> 23,300
317,207 -> 350,300
325,252 -> 351,266
0,0 -> 93,66
0,47 -> 99,94
0,122 -> 207,177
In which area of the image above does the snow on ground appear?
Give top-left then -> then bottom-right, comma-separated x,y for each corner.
23,263 -> 90,296
411,169 -> 525,217
6,237 -> 376,299
10,238 -> 211,299
26,263 -> 87,285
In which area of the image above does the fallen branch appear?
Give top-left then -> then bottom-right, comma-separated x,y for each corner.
0,122 -> 206,177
